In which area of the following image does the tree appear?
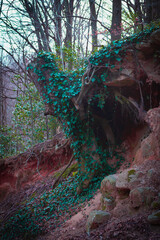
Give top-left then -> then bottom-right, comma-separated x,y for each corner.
144,0 -> 160,23
89,0 -> 98,50
111,0 -> 122,41
12,82 -> 58,152
0,63 -> 3,126
125,0 -> 160,25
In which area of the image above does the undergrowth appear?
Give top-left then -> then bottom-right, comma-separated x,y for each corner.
0,172 -> 111,240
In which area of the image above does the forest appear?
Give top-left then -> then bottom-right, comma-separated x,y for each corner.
0,0 -> 160,239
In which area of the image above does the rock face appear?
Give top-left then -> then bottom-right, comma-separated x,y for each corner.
100,160 -> 160,218
86,210 -> 111,234
99,106 -> 160,219
130,187 -> 156,209
145,107 -> 160,158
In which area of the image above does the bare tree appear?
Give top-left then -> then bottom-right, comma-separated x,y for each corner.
89,0 -> 98,50
111,0 -> 122,41
144,0 -> 160,23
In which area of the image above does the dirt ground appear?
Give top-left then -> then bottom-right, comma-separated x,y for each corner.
38,213 -> 160,240
37,192 -> 160,240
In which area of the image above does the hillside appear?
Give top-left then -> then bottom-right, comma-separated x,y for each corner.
0,27 -> 160,240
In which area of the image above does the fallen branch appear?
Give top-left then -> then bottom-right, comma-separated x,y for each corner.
52,154 -> 74,189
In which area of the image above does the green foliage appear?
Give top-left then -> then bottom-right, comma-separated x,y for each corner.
28,23 -> 160,188
12,83 -> 58,152
53,162 -> 78,179
0,125 -> 16,158
1,24 -> 159,239
0,173 -> 101,240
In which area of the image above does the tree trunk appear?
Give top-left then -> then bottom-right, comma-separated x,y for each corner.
63,0 -> 74,70
0,65 -> 3,126
144,0 -> 160,23
21,0 -> 50,51
54,0 -> 62,55
111,0 -> 121,41
135,0 -> 142,22
89,0 -> 98,51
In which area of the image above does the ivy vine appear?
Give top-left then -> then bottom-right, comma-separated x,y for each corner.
1,22 -> 159,239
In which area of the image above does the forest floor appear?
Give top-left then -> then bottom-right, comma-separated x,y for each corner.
36,193 -> 160,240
46,214 -> 160,240
1,160 -> 160,240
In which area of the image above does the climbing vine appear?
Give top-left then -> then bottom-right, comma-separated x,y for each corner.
1,22 -> 160,239
28,22 -> 160,187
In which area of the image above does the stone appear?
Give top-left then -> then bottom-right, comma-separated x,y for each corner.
150,29 -> 160,46
148,210 -> 160,225
101,195 -> 115,211
101,175 -> 117,198
145,107 -> 160,158
86,210 -> 111,234
141,135 -> 155,159
116,168 -> 137,189
130,187 -> 156,209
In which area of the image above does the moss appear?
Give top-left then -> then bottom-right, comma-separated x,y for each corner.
72,171 -> 78,177
151,201 -> 160,209
155,211 -> 160,217
128,169 -> 136,182
53,171 -> 61,179
53,162 -> 78,179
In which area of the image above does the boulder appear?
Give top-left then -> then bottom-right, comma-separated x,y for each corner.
148,210 -> 160,225
141,134 -> 155,159
130,187 -> 156,209
101,174 -> 117,198
86,210 -> 110,234
116,168 -> 138,190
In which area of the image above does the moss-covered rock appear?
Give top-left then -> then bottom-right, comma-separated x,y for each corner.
101,175 -> 117,198
127,169 -> 136,182
86,210 -> 111,234
116,168 -> 138,190
130,187 -> 156,209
